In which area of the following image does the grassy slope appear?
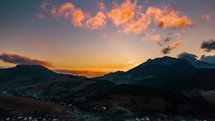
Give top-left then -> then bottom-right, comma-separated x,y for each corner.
0,94 -> 65,116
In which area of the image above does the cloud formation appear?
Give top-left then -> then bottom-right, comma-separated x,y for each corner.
201,40 -> 215,52
145,33 -> 161,42
49,2 -> 107,29
40,0 -> 192,34
54,2 -> 86,27
107,1 -> 192,34
200,55 -> 215,64
108,0 -> 137,26
177,52 -> 198,59
175,33 -> 181,37
37,13 -> 46,20
121,13 -> 151,34
97,1 -> 106,11
0,53 -> 54,67
86,12 -> 106,29
161,41 -> 183,54
40,0 -> 50,12
201,14 -> 210,21
155,10 -> 192,29
163,37 -> 171,42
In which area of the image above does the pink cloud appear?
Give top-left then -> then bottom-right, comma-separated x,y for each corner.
97,1 -> 106,11
40,0 -> 50,12
201,14 -> 210,21
37,14 -> 46,20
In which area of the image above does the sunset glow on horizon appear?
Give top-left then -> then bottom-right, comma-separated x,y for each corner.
0,0 -> 215,77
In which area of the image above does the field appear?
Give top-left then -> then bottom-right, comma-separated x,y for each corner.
0,94 -> 65,116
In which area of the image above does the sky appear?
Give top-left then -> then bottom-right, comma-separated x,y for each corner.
0,0 -> 215,77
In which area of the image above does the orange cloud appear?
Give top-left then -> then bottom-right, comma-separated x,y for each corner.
57,2 -> 75,17
53,2 -> 86,27
157,11 -> 192,28
107,1 -> 192,34
161,41 -> 183,54
41,1 -> 192,34
170,41 -> 183,48
201,14 -> 210,21
108,0 -> 152,34
72,8 -> 85,27
86,12 -> 107,29
122,13 -> 151,34
51,2 -> 107,29
108,0 -> 136,26
146,7 -> 192,29
0,52 -> 54,68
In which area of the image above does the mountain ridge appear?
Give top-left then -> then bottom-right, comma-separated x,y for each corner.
178,54 -> 215,68
96,56 -> 215,90
1,61 -> 215,117
0,64 -> 75,89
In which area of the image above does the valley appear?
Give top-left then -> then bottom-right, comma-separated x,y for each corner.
0,57 -> 215,120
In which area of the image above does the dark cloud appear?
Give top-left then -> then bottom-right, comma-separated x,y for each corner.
177,52 -> 198,63
158,36 -> 172,47
163,37 -> 171,42
0,52 -> 54,67
201,40 -> 215,52
161,41 -> 183,54
161,47 -> 171,54
158,21 -> 164,28
200,55 -> 215,64
177,52 -> 198,59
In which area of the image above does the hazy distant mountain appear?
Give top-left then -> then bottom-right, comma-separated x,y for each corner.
178,54 -> 215,68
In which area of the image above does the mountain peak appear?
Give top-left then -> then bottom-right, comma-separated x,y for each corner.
139,56 -> 190,67
0,65 -> 62,87
98,56 -> 196,84
15,64 -> 46,68
7,64 -> 53,73
178,56 -> 215,69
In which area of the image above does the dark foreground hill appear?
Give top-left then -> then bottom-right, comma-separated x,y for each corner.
21,78 -> 215,118
0,94 -> 64,117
